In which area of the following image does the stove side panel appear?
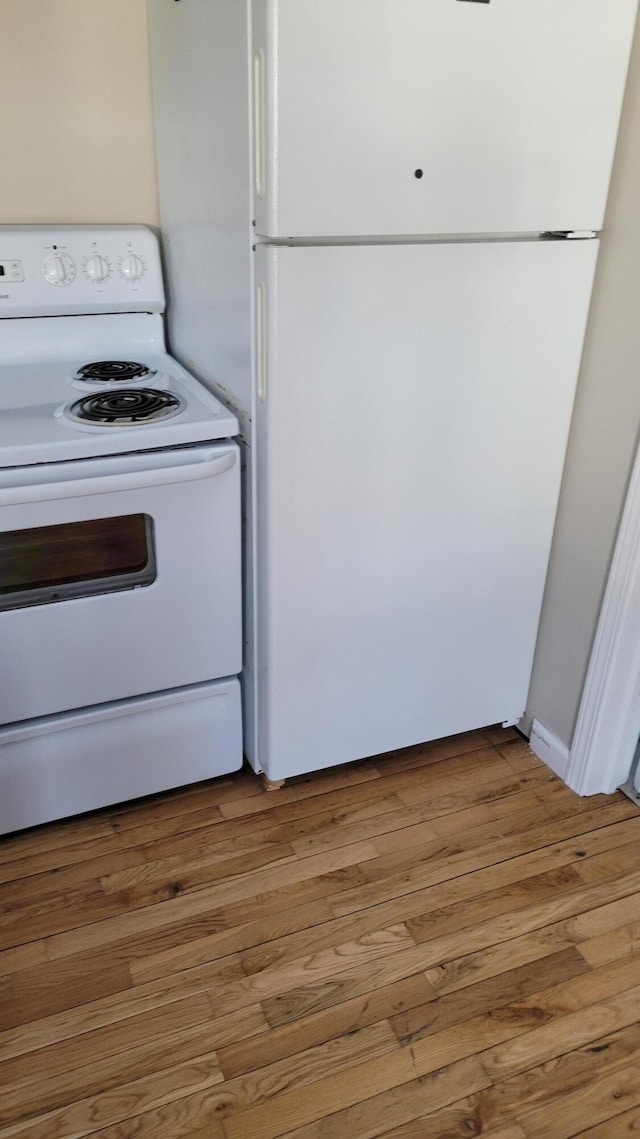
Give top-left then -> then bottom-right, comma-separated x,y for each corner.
147,1 -> 252,428
147,0 -> 258,766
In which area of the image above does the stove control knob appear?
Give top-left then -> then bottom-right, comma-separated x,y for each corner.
84,254 -> 111,283
43,253 -> 76,286
119,253 -> 145,282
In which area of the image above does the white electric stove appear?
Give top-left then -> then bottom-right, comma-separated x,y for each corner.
0,226 -> 243,835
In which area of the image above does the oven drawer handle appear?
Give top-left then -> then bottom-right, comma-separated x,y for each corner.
0,449 -> 237,506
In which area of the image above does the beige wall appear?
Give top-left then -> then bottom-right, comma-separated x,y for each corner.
0,0 -> 158,225
524,10 -> 640,750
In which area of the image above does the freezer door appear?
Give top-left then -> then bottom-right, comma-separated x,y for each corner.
254,239 -> 598,781
251,0 -> 638,237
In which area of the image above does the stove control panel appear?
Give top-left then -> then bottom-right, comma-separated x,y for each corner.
0,259 -> 25,283
119,253 -> 145,282
84,254 -> 112,284
43,252 -> 77,286
0,226 -> 164,318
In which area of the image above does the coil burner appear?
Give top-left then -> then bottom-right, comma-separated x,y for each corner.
68,388 -> 183,426
75,360 -> 156,384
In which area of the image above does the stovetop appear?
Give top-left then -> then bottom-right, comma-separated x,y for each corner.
0,226 -> 239,468
0,351 -> 239,468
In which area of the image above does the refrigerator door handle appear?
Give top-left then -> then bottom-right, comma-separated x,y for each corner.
256,281 -> 268,402
253,49 -> 266,200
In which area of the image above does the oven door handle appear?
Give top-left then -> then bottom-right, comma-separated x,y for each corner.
0,447 -> 237,506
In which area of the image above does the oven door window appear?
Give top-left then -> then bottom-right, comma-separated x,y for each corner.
0,514 -> 156,611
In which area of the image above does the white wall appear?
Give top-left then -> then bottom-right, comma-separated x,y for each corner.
0,0 -> 158,225
524,9 -> 640,751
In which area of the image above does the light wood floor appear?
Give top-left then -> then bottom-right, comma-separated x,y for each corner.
2,728 -> 640,1138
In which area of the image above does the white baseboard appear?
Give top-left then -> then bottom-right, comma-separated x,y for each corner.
529,718 -> 571,782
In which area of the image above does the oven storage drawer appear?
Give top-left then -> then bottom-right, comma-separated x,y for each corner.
0,444 -> 241,724
0,679 -> 242,835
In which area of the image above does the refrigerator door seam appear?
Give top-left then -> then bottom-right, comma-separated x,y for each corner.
255,232 -> 600,248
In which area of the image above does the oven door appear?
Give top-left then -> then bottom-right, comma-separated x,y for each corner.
0,443 -> 241,724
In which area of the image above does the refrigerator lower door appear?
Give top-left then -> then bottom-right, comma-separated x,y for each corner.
253,239 -> 598,781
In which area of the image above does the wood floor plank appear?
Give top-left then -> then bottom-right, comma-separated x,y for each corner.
579,919 -> 640,967
98,841 -> 299,908
391,753 -> 539,810
479,981 -> 640,1083
0,882 -> 130,952
259,944 -> 440,1028
494,738 -> 542,774
218,762 -> 382,821
392,745 -> 514,786
245,853 -> 635,1031
396,767 -> 554,822
0,949 -> 133,1030
43,851 -> 372,964
2,737 -> 640,1139
375,1098 -> 527,1139
519,1059 -> 640,1139
531,783 -> 615,820
197,921 -> 418,1020
382,1126 -> 526,1139
155,792 -> 407,863
389,947 -> 589,1045
105,804 -> 230,852
45,1020 -> 396,1139
246,858 -> 633,1005
482,726 -> 520,745
370,729 -> 492,775
129,897 -> 335,985
0,844 -> 147,910
405,865 -> 582,946
385,1004 -> 546,1086
237,866 -> 581,978
224,766 -> 552,858
331,805 -> 640,917
363,806 -> 563,893
0,1016 -> 225,1125
13,1021 -> 396,1139
257,865 -> 640,1029
290,789 -> 552,863
363,800 -> 640,886
574,840 -> 640,883
434,1020 -> 640,1135
0,1052 -> 225,1139
109,770 -> 263,830
217,974 -> 434,1079
0,942 -> 46,978
157,1020 -> 399,1127
393,946 -> 640,1064
290,800 -> 438,859
221,1052 -> 490,1139
423,933 -> 567,998
0,999 -> 260,1104
0,923 -> 410,1065
0,958 -> 250,1064
272,1058 -> 492,1139
577,1105 -> 640,1137
62,1103 -> 227,1139
368,801 -> 552,871
0,816 -> 116,865
0,829 -> 145,886
55,907 -> 232,981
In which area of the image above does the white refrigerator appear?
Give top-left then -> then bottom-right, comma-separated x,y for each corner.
148,0 -> 639,782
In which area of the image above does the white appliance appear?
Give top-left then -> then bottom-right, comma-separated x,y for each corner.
0,226 -> 243,834
148,0 -> 639,783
